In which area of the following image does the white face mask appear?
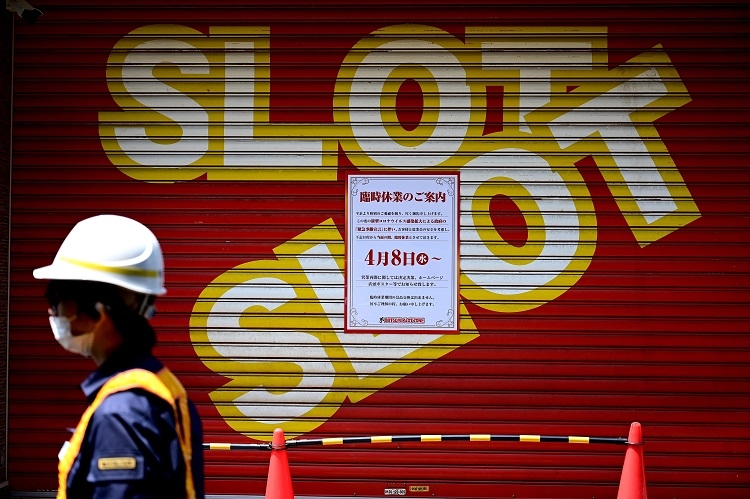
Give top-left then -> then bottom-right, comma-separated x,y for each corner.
49,315 -> 95,358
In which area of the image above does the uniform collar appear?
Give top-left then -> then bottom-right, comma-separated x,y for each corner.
81,350 -> 163,401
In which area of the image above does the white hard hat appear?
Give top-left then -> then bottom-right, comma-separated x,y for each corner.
33,214 -> 167,295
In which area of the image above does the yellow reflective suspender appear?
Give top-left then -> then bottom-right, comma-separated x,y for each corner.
156,367 -> 196,498
57,368 -> 196,499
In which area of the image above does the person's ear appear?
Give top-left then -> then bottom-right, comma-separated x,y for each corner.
92,302 -> 107,322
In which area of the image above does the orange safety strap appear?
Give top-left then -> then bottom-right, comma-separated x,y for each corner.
57,368 -> 196,499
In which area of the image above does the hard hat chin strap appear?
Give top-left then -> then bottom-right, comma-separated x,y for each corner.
136,294 -> 156,319
118,288 -> 156,319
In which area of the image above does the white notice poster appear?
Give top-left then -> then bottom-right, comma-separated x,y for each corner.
346,173 -> 460,333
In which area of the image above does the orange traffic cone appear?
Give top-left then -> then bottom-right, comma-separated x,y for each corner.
617,422 -> 647,499
265,428 -> 294,499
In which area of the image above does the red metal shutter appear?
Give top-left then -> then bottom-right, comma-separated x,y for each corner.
0,7 -> 13,494
7,1 -> 749,498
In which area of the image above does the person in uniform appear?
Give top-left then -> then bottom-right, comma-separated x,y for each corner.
33,214 -> 205,499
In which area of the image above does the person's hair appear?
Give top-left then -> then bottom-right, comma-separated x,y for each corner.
45,279 -> 157,354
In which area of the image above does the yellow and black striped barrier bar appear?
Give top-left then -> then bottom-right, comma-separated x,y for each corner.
204,442 -> 271,451
204,433 -> 629,451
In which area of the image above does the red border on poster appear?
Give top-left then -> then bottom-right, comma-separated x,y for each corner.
344,171 -> 460,334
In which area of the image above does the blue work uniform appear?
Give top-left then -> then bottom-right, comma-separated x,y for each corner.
59,351 -> 205,498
